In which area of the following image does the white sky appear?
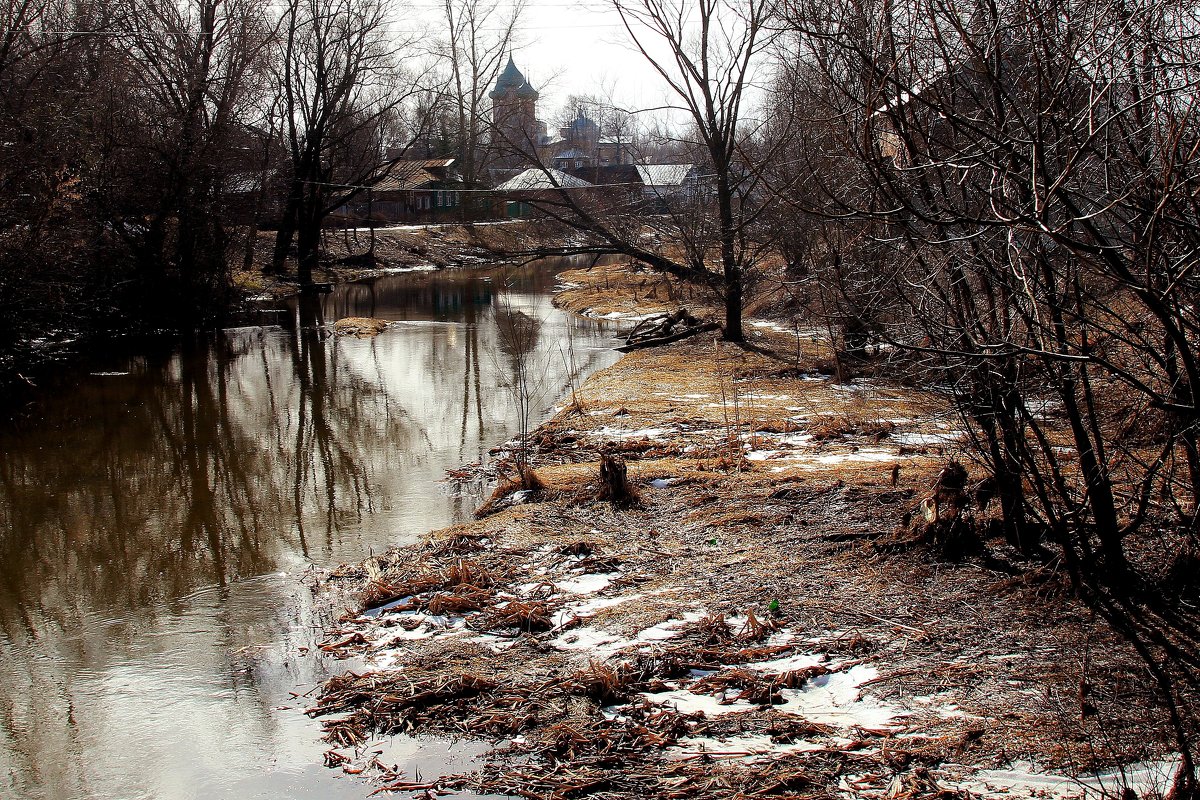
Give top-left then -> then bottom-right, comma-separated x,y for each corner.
397,0 -> 692,125
505,0 -> 678,117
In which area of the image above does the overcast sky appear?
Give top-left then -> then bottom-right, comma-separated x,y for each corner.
505,0 -> 675,117
399,0 -> 692,124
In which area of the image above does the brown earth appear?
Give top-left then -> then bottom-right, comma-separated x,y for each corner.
304,263 -> 1182,799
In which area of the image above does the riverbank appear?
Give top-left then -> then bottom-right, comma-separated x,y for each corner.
234,220 -> 547,303
306,263 -> 1183,799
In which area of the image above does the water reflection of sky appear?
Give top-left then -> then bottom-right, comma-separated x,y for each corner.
0,259 -> 622,800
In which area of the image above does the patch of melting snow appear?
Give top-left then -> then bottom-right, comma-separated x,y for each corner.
767,629 -> 799,646
554,593 -> 643,628
368,614 -> 470,651
642,688 -> 756,716
893,431 -> 966,446
637,658 -> 903,732
89,371 -> 131,377
551,626 -> 636,658
636,611 -> 707,642
749,320 -> 791,331
551,611 -> 706,657
802,449 -> 899,466
754,447 -> 900,468
594,425 -> 672,440
951,756 -> 1183,799
556,572 -> 620,595
648,477 -> 677,489
774,665 -> 901,730
589,310 -> 659,321
743,652 -> 827,673
668,733 -> 829,761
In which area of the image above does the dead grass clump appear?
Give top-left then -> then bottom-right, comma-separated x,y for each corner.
737,609 -> 780,642
691,668 -> 785,705
610,437 -> 683,459
706,453 -> 752,472
475,599 -> 554,633
564,661 -> 635,706
755,418 -> 803,433
558,540 -> 596,557
442,558 -> 497,588
809,416 -> 896,442
689,612 -> 736,645
356,575 -> 439,612
310,672 -> 497,745
774,664 -> 833,688
350,560 -> 498,615
988,564 -> 1076,602
425,584 -> 492,615
430,532 -> 491,555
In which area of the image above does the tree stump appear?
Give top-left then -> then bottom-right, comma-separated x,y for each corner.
598,453 -> 636,505
914,461 -> 979,559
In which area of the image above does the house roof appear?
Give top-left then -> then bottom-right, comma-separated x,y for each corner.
372,159 -> 458,192
494,168 -> 593,192
553,148 -> 587,160
636,164 -> 695,186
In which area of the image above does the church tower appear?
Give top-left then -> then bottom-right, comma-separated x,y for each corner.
489,56 -> 540,168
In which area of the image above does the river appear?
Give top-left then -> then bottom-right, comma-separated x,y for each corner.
0,259 -> 623,800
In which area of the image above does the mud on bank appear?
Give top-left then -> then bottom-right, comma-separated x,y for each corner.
305,264 -> 1184,799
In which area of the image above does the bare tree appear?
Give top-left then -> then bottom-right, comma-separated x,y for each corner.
115,0 -> 274,304
268,0 -> 431,283
502,0 -> 791,342
784,0 -> 1200,778
439,0 -> 525,188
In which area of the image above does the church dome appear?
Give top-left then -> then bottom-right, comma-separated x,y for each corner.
489,56 -> 538,100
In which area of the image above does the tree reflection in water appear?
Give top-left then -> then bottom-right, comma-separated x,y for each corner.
0,258 -> 621,800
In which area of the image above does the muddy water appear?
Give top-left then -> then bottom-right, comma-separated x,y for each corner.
0,259 -> 623,800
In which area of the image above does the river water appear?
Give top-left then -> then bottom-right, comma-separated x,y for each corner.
0,259 -> 623,800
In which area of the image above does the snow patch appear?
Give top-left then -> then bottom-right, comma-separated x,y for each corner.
953,757 -> 1183,799
774,665 -> 901,730
556,572 -> 620,595
669,733 -> 829,761
594,425 -> 672,440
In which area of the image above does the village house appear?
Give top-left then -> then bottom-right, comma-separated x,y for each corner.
334,159 -> 464,225
491,167 -> 595,218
